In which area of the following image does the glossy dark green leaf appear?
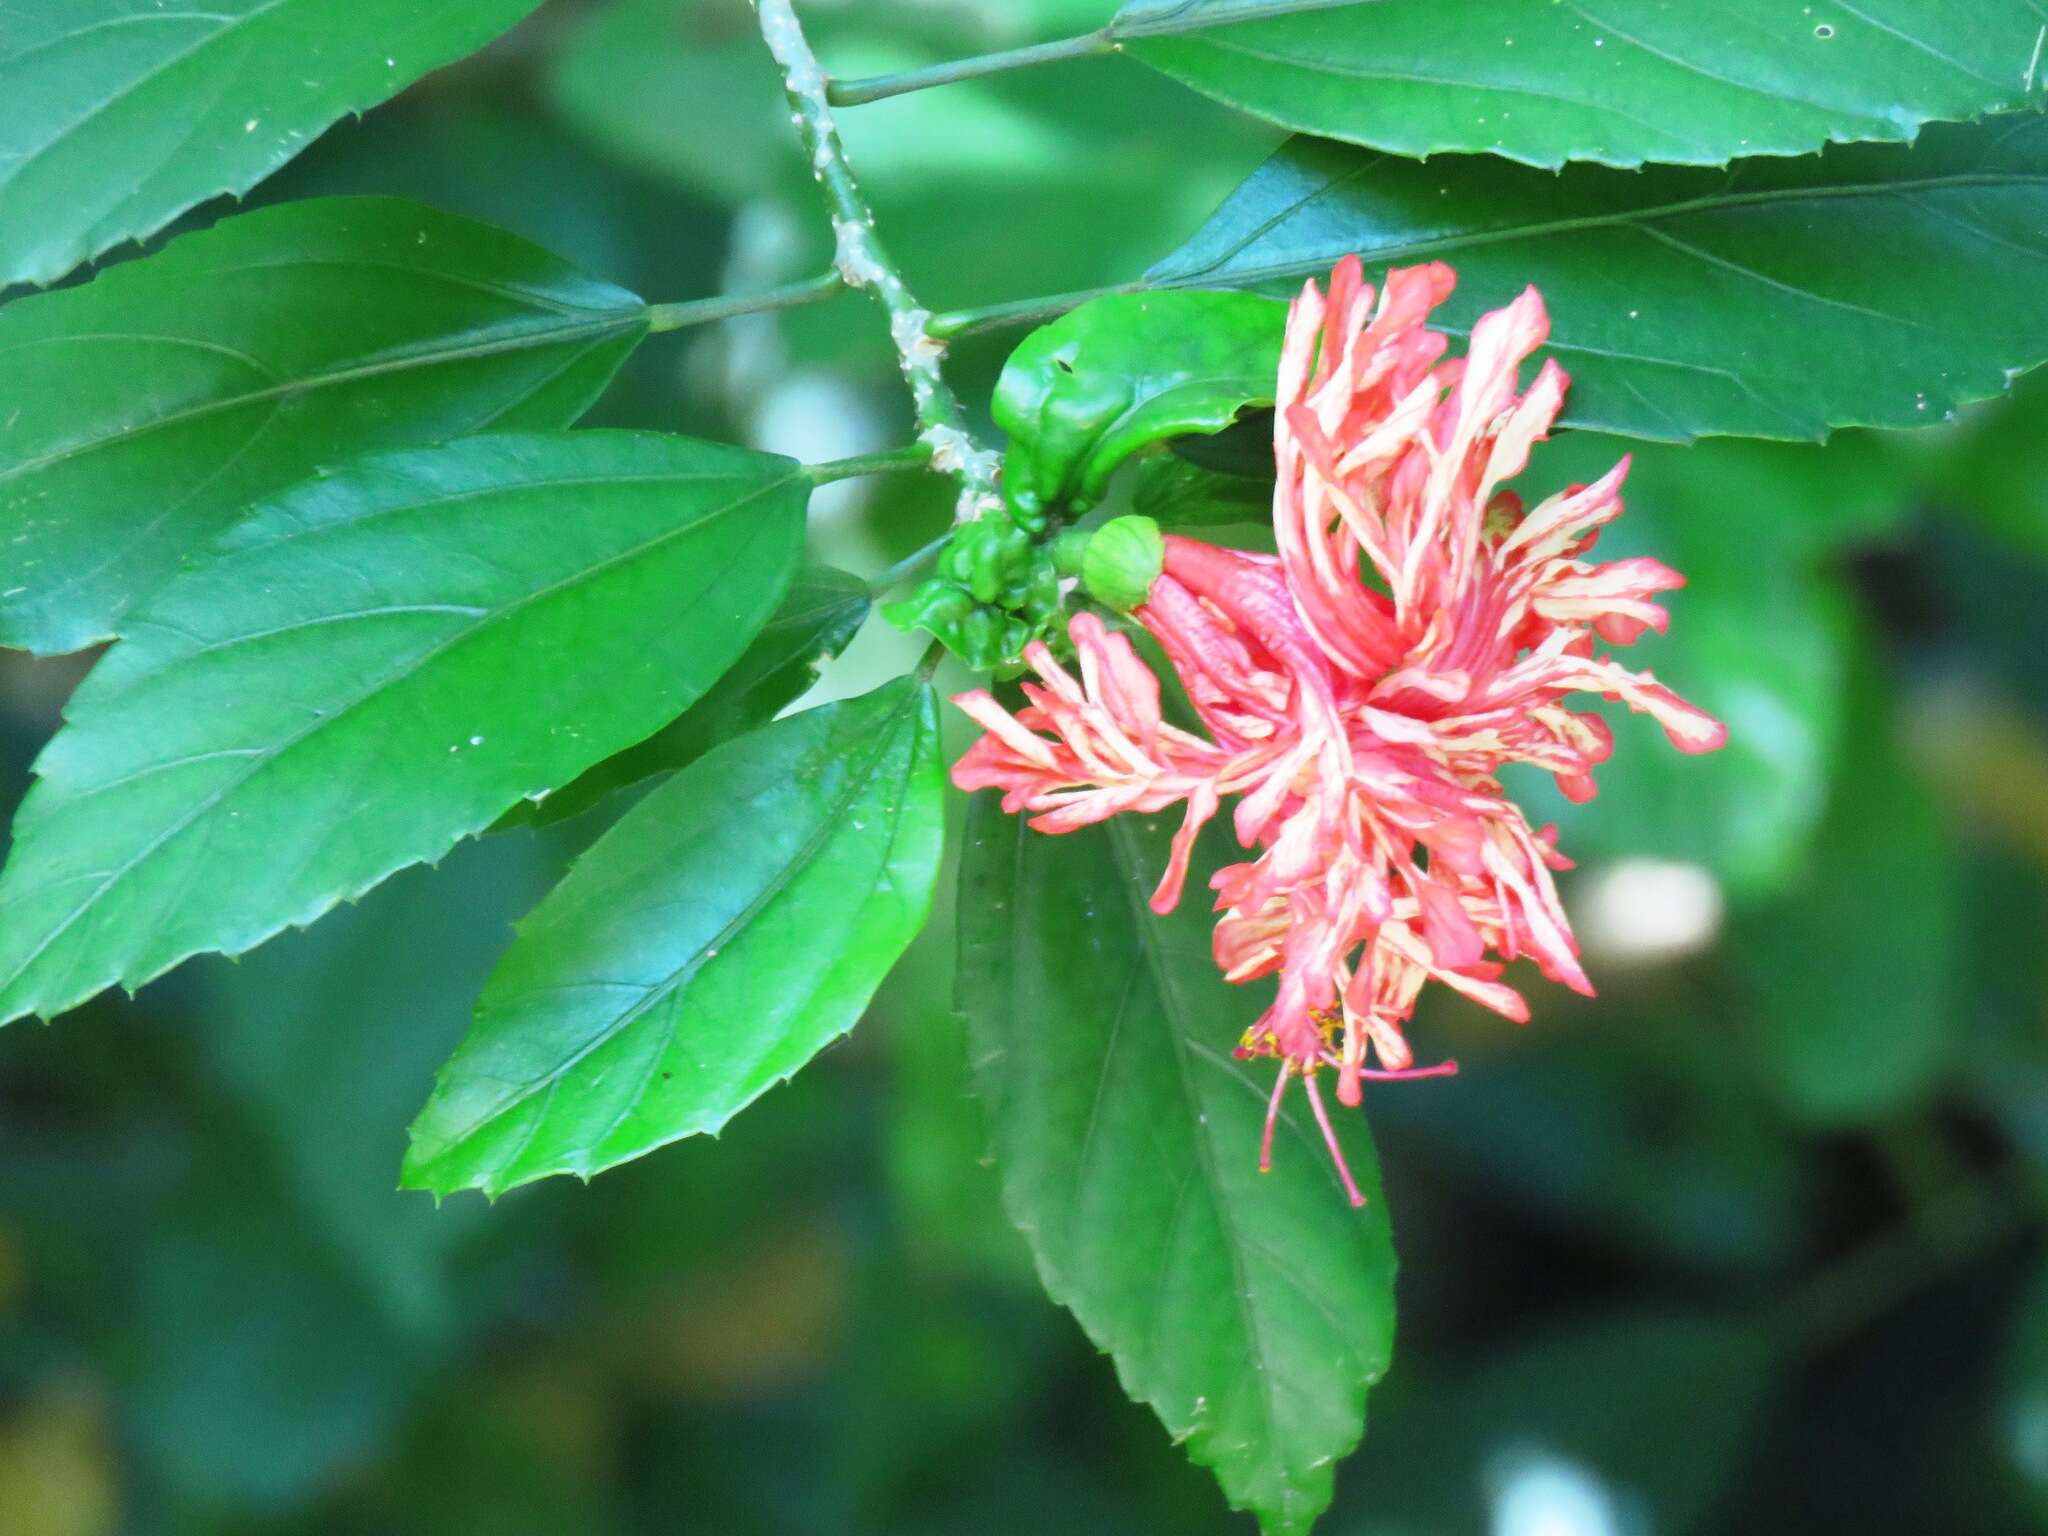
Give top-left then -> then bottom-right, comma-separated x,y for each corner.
1149,119 -> 2048,442
0,430 -> 805,1028
1132,456 -> 1275,528
403,677 -> 945,1198
1733,660 -> 1960,1124
0,0 -> 546,285
994,291 -> 1284,517
1114,0 -> 2048,171
498,563 -> 870,830
0,198 -> 648,656
960,800 -> 1396,1536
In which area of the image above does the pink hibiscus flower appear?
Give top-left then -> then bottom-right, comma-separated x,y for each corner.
953,257 -> 1727,1205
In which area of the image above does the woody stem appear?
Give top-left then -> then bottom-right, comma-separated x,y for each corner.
753,0 -> 1002,520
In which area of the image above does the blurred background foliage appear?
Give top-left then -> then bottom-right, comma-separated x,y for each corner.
4,1 -> 2048,1532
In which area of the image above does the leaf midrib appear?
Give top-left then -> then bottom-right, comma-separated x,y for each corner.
1103,815 -> 1292,1518
0,466 -> 799,1010
428,686 -> 921,1176
0,307 -> 647,486
1153,162 -> 2048,290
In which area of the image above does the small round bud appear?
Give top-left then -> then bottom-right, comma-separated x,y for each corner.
1080,515 -> 1164,614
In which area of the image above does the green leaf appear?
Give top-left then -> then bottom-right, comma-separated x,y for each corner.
959,800 -> 1396,1536
0,0 -> 546,285
1113,0 -> 2048,171
1732,659 -> 1960,1124
498,562 -> 871,830
994,290 -> 1284,517
403,677 -> 945,1198
0,197 -> 648,656
0,430 -> 805,1028
1925,364 -> 2048,558
1149,118 -> 2048,443
1131,455 -> 1276,529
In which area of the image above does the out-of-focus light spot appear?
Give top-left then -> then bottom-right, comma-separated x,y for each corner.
1573,857 -> 1724,966
747,368 -> 885,528
2005,1394 -> 2048,1485
1486,1448 -> 1631,1536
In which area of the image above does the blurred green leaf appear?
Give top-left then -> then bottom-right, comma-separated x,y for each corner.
114,836 -> 562,1509
0,0 -> 546,285
1381,1002 -> 1810,1273
125,1202 -> 422,1510
995,290 -> 1284,518
547,0 -> 1278,308
1733,659 -> 1960,1125
960,800 -> 1396,1536
1114,0 -> 2045,170
1925,365 -> 2048,558
1502,434 -> 1889,895
500,562 -> 871,830
1342,1313 -> 1775,1535
0,198 -> 648,655
405,678 -> 945,1198
545,0 -> 792,210
0,431 -> 804,1029
1150,119 -> 2048,442
192,836 -> 558,1342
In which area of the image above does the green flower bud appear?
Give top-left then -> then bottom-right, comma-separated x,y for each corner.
1079,515 -> 1164,614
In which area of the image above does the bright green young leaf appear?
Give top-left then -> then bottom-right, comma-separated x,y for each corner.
0,197 -> 648,656
1733,659 -> 1960,1125
1150,118 -> 2048,443
1113,0 -> 2048,171
498,563 -> 871,830
0,431 -> 805,1028
0,0 -> 546,285
959,800 -> 1397,1536
994,290 -> 1284,518
403,677 -> 945,1198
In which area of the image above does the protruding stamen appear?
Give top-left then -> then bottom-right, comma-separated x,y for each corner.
1361,1058 -> 1459,1082
1319,1051 -> 1461,1084
1302,1070 -> 1368,1208
1260,1062 -> 1289,1174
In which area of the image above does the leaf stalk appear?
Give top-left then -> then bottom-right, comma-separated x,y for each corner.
825,30 -> 1113,106
645,270 -> 843,332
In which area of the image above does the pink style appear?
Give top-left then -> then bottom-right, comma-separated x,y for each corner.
951,256 -> 1728,1206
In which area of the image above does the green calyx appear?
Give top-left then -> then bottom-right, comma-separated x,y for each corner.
884,511 -> 1166,669
882,503 -> 1064,671
1077,515 -> 1163,614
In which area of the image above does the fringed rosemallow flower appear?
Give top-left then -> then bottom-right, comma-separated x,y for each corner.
952,257 -> 1728,1206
